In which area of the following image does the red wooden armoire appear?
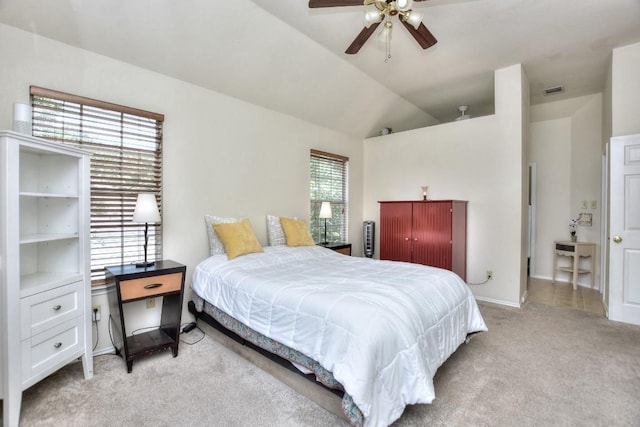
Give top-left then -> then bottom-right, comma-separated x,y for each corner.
379,200 -> 467,281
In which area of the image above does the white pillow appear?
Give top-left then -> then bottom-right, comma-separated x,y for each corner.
204,214 -> 244,255
266,214 -> 287,246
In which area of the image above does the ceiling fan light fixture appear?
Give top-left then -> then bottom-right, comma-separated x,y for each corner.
394,0 -> 413,13
403,10 -> 422,30
309,0 -> 438,57
455,105 -> 472,121
364,9 -> 384,28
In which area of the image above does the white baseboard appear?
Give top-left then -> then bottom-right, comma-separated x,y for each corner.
93,347 -> 116,357
530,274 -> 596,289
475,295 -> 521,308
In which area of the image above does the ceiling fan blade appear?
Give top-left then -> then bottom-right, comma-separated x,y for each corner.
345,22 -> 381,54
400,20 -> 438,49
309,0 -> 364,8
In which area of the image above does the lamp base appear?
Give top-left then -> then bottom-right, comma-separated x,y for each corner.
135,260 -> 155,268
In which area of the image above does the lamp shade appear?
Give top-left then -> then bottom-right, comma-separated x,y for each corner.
395,0 -> 413,12
319,202 -> 333,219
404,10 -> 422,30
364,9 -> 383,28
132,193 -> 161,223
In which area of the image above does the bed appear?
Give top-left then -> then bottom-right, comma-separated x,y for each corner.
190,243 -> 487,427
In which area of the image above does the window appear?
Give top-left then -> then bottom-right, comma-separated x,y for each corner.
30,86 -> 164,285
310,149 -> 349,243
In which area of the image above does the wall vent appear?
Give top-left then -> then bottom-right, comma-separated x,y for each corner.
543,85 -> 565,96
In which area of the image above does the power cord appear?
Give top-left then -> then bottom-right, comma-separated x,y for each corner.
180,321 -> 205,345
92,308 -> 99,351
468,271 -> 493,286
108,314 -> 117,351
130,325 -> 161,335
467,278 -> 490,286
105,315 -> 204,349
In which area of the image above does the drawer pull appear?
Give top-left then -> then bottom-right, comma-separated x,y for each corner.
53,342 -> 62,349
144,283 -> 163,290
53,304 -> 62,311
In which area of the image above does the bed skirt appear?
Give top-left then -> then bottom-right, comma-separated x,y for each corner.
190,293 -> 364,426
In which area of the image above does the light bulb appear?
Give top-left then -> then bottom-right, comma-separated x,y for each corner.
364,10 -> 383,28
395,0 -> 413,12
404,10 -> 422,30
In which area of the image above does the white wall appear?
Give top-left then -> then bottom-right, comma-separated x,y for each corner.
0,24 -> 365,353
571,94 -> 603,248
363,64 -> 527,307
529,117 -> 572,278
529,94 -> 603,287
519,67 -> 531,302
612,41 -> 640,136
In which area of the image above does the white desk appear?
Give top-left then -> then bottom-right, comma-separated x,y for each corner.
552,241 -> 596,290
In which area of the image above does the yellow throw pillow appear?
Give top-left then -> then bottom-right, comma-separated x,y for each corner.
280,217 -> 315,247
212,219 -> 264,260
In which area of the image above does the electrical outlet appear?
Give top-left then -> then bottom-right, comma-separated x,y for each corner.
92,305 -> 101,321
487,270 -> 493,280
146,298 -> 155,309
591,200 -> 597,209
581,200 -> 588,209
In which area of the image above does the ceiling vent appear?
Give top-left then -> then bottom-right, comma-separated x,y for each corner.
543,85 -> 565,96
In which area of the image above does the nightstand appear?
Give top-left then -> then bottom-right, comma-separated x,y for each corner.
105,260 -> 186,372
552,241 -> 595,290
320,242 -> 352,256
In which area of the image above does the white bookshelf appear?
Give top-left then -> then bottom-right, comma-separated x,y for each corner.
1,130 -> 93,427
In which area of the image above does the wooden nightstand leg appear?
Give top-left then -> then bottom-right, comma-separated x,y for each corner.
127,360 -> 133,373
172,345 -> 178,358
591,253 -> 596,289
572,254 -> 579,290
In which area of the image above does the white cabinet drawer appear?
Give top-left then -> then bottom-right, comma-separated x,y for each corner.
21,317 -> 85,388
20,281 -> 83,337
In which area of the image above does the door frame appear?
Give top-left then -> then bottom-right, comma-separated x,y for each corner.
528,162 -> 537,277
600,148 -> 608,298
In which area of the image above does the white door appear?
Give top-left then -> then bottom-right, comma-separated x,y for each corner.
609,134 -> 640,325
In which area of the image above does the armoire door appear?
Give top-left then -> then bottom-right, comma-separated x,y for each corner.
379,202 -> 412,262
412,201 -> 453,269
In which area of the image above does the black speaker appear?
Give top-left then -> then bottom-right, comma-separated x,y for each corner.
363,221 -> 375,258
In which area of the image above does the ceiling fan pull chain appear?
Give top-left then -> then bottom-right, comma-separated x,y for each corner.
384,20 -> 392,62
385,30 -> 391,62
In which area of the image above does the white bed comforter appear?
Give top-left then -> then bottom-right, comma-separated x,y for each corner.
191,245 -> 487,427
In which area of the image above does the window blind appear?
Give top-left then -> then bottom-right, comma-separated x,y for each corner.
310,149 -> 349,243
30,86 -> 164,285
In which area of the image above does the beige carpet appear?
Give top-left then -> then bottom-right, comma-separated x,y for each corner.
7,300 -> 640,426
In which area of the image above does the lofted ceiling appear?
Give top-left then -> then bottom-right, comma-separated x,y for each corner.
1,0 -> 640,138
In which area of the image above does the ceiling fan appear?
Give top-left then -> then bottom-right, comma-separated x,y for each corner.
308,0 -> 437,55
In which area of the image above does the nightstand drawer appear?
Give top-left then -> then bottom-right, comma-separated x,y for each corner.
320,242 -> 351,256
334,247 -> 351,256
20,281 -> 83,338
119,272 -> 183,301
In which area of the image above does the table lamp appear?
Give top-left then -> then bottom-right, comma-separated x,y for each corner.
132,193 -> 161,267
319,201 -> 332,244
